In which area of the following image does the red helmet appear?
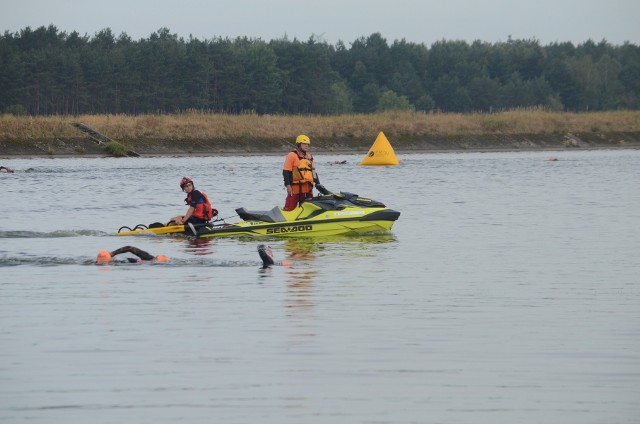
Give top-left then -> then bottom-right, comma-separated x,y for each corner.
180,177 -> 193,189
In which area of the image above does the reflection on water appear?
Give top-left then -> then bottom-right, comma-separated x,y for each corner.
283,238 -> 319,314
281,235 -> 398,316
184,236 -> 215,256
282,234 -> 396,284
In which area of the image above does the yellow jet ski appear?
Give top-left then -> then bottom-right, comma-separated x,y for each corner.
196,190 -> 400,238
116,188 -> 400,238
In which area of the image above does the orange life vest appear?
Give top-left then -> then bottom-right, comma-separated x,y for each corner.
200,192 -> 214,221
292,151 -> 315,185
187,191 -> 214,221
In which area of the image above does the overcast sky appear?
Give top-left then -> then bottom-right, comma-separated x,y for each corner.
1,0 -> 639,46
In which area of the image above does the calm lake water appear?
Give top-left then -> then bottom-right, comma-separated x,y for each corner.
1,149 -> 639,423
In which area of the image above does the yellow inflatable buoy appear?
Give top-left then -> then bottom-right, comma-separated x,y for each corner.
360,131 -> 399,166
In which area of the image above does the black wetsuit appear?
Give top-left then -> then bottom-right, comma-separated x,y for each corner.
110,246 -> 154,262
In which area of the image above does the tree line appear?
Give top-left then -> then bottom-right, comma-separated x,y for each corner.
1,25 -> 639,116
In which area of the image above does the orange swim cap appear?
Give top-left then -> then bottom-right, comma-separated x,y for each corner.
155,255 -> 169,262
96,250 -> 112,264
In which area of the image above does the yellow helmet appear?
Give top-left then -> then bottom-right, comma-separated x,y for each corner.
296,134 -> 310,145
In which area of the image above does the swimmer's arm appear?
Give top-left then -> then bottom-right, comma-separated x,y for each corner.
110,246 -> 154,261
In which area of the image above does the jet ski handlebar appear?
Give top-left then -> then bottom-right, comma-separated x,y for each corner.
315,183 -> 331,195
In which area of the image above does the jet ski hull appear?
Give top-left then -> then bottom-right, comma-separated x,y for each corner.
197,208 -> 400,238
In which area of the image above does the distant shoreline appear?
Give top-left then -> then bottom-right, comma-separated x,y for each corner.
2,134 -> 639,159
1,110 -> 639,157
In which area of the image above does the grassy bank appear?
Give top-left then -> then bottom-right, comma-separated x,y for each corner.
1,110 -> 640,156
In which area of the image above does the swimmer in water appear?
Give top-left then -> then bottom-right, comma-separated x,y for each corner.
1,166 -> 14,173
257,244 -> 290,268
96,244 -> 287,268
96,246 -> 169,264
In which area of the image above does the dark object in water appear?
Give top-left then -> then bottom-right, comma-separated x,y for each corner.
257,244 -> 275,268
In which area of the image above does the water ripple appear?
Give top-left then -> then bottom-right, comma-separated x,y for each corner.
0,230 -> 107,238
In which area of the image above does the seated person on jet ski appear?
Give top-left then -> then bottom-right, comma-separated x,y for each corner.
96,246 -> 169,264
168,177 -> 217,227
282,135 -> 322,211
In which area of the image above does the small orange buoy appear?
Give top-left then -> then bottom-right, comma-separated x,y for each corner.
155,255 -> 169,262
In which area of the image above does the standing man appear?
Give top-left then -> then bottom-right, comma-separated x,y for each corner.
282,134 -> 320,211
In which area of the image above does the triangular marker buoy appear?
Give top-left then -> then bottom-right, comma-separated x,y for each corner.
359,131 -> 399,166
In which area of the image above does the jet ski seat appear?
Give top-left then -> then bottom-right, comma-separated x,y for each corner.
236,201 -> 327,222
236,206 -> 287,223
